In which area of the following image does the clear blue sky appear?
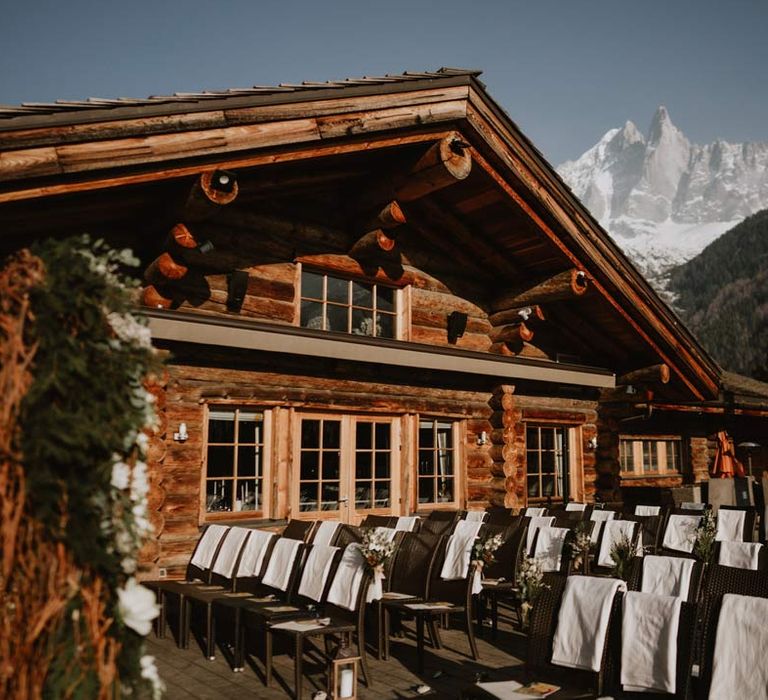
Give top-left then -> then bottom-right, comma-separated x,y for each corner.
1,0 -> 766,164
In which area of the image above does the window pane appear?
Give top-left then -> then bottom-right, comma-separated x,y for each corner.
375,452 -> 390,479
206,479 -> 232,512
301,300 -> 324,329
326,304 -> 348,332
236,479 -> 259,511
323,451 -> 340,480
207,446 -> 234,477
541,451 -> 555,474
355,484 -> 372,509
351,308 -> 374,336
237,446 -> 257,476
418,451 -> 434,476
377,313 -> 395,339
327,277 -> 348,304
541,430 -> 554,450
300,451 -> 319,480
374,484 -> 390,507
321,483 -> 339,510
374,423 -> 390,449
356,422 -> 372,450
355,451 -> 372,480
541,475 -> 555,496
238,418 -> 261,444
527,428 -> 539,449
419,423 -> 434,449
322,420 -> 341,449
437,477 -> 454,503
301,420 -> 320,449
376,286 -> 394,312
209,414 -> 235,443
352,281 -> 373,308
418,477 -> 434,504
299,484 -> 318,512
301,271 -> 324,300
527,476 -> 540,497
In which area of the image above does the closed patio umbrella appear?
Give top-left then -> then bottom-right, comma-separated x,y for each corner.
711,430 -> 746,478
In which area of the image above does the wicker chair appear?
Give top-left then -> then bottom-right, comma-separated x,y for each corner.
695,567 -> 768,698
484,506 -> 515,527
331,524 -> 363,548
420,509 -> 462,536
282,519 -> 316,541
621,512 -> 665,554
717,505 -> 758,542
359,514 -> 398,529
591,520 -> 642,576
626,555 -> 705,603
711,540 -> 768,570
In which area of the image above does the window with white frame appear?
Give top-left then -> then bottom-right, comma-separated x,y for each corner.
619,437 -> 681,475
417,419 -> 456,505
299,268 -> 398,338
205,408 -> 268,516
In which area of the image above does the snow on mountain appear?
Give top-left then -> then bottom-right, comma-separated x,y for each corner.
557,107 -> 768,288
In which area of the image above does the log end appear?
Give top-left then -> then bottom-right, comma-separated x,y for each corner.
440,136 -> 472,181
572,269 -> 589,295
200,170 -> 239,206
170,223 -> 198,249
141,285 -> 173,309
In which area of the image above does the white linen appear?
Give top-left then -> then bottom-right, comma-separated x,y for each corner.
565,502 -> 587,511
551,575 -> 627,672
374,526 -> 398,542
262,538 -> 302,592
597,519 -> 638,568
395,516 -> 419,531
298,544 -> 339,602
621,591 -> 681,693
716,509 -> 746,542
440,520 -> 483,580
589,509 -> 616,544
662,514 -> 701,553
709,593 -> 768,699
190,525 -> 230,569
524,507 -> 547,517
532,526 -> 570,573
236,529 -> 275,576
681,502 -> 705,511
474,680 -> 526,699
641,555 -> 695,599
464,510 -> 488,522
327,543 -> 367,610
211,526 -> 251,577
312,520 -> 340,546
635,505 -> 661,516
526,516 -> 556,553
718,542 -> 763,570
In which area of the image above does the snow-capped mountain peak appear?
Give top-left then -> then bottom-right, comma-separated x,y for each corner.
557,107 -> 768,288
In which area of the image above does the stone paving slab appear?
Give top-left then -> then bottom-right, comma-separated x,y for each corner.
147,619 -> 529,699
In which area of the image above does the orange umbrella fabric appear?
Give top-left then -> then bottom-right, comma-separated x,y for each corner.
711,431 -> 746,478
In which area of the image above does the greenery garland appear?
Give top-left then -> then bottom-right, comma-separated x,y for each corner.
15,235 -> 162,698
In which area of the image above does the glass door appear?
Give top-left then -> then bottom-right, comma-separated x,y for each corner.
293,414 -> 398,523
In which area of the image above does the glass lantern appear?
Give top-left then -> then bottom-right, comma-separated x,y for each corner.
329,635 -> 359,699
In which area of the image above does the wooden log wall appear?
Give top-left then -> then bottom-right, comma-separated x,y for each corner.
150,360 -> 493,577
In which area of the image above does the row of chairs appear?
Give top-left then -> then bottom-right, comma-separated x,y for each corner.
464,564 -> 768,698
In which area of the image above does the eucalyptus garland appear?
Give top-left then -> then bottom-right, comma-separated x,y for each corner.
15,235 -> 163,698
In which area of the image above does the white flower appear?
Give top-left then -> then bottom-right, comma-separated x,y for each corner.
136,432 -> 149,453
122,557 -> 137,574
140,655 -> 165,700
107,311 -> 153,349
111,461 -> 131,490
117,578 -> 159,636
131,461 -> 150,501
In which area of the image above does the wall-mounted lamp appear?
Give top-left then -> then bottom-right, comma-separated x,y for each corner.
173,422 -> 189,442
477,431 -> 489,446
587,436 -> 598,450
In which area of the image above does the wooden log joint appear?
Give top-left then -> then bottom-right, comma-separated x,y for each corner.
185,170 -> 239,221
349,200 -> 406,259
489,304 -> 545,328
492,269 -> 589,312
144,251 -> 188,284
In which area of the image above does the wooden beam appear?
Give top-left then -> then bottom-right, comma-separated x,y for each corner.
348,229 -> 398,258
600,387 -> 654,404
617,364 -> 671,386
489,322 -> 534,345
141,285 -> 174,309
395,134 -> 472,202
185,170 -> 239,220
492,269 -> 588,311
144,251 -> 188,284
488,304 -> 545,328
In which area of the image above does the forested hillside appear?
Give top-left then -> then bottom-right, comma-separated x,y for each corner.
668,209 -> 768,377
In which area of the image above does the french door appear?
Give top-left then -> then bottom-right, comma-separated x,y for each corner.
292,414 -> 400,523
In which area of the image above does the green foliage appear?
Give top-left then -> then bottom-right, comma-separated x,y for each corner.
15,235 -> 160,699
609,532 -> 636,581
668,209 -> 768,377
693,510 -> 717,563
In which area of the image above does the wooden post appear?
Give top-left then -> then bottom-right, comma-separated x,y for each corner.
492,269 -> 588,312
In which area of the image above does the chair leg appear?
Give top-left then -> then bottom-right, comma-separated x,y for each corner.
295,635 -> 303,700
265,628 -> 273,687
416,615 -> 425,674
427,618 -> 442,649
383,608 -> 391,660
491,594 -> 499,640
181,595 -> 190,649
466,607 -> 479,660
356,628 -> 372,688
234,609 -> 245,672
206,603 -> 215,660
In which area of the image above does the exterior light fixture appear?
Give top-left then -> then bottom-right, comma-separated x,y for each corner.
173,423 -> 189,442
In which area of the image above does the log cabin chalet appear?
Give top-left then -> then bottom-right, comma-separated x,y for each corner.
2,68 -> 766,576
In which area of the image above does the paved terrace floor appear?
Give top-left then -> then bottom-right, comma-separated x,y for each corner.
148,615 -> 529,699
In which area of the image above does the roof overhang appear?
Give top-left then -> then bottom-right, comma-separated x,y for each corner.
146,310 -> 615,389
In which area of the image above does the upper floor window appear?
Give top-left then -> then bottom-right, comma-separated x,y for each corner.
299,269 -> 398,338
205,408 -> 269,517
417,419 -> 456,505
620,437 -> 681,475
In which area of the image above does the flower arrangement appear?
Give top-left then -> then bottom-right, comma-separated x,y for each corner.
568,521 -> 593,573
471,533 -> 505,568
516,556 -> 547,628
360,528 -> 397,572
609,532 -> 637,581
1,236 -> 163,699
693,510 -> 717,563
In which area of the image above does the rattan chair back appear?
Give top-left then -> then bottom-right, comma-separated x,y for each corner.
282,519 -> 316,541
388,531 -> 441,598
